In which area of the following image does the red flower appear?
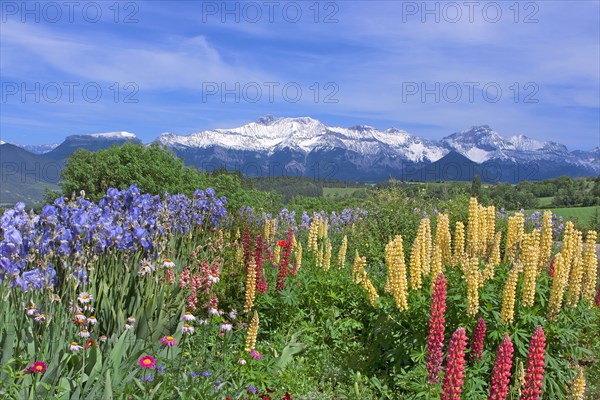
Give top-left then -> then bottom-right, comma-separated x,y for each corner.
547,257 -> 555,277
85,339 -> 94,349
470,317 -> 486,362
254,234 -> 267,294
441,327 -> 468,400
278,240 -> 287,247
275,230 -> 294,291
24,361 -> 46,374
595,284 -> 600,308
488,333 -> 514,400
427,273 -> 447,384
139,355 -> 156,369
520,326 -> 546,400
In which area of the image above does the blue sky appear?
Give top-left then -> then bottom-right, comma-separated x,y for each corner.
1,0 -> 599,150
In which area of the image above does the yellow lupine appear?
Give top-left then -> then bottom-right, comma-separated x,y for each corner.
560,221 -> 576,274
489,231 -> 502,268
521,233 -> 540,307
385,235 -> 409,311
464,256 -> 480,317
273,245 -> 281,265
317,216 -> 328,239
485,205 -> 496,253
581,230 -> 598,304
504,212 -> 524,263
566,230 -> 584,308
430,243 -> 443,289
244,311 -> 260,352
323,239 -> 332,271
453,221 -> 465,266
316,245 -> 324,269
538,210 -> 553,273
422,218 -> 432,275
337,235 -> 348,268
308,216 -> 320,252
243,258 -> 257,314
570,366 -> 586,400
547,254 -> 568,320
435,213 -> 452,266
352,250 -> 364,283
409,229 -> 423,289
500,265 -> 520,324
294,242 -> 303,272
466,197 -> 479,257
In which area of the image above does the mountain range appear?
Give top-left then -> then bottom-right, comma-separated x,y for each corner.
1,117 -> 598,205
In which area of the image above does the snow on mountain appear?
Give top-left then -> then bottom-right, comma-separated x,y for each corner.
19,143 -> 59,154
156,116 -> 447,162
85,131 -> 137,139
440,125 -> 579,165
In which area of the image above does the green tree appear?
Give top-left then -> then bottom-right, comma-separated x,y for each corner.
470,174 -> 481,196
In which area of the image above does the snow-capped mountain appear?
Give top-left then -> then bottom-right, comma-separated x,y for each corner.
440,125 -> 572,163
18,143 -> 59,154
154,117 -> 598,180
157,116 -> 447,163
2,118 -> 598,203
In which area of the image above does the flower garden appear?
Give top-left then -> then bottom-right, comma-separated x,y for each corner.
0,185 -> 599,399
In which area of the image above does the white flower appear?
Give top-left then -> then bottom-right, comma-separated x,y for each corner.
238,359 -> 247,365
68,301 -> 82,313
219,323 -> 233,332
87,316 -> 97,325
74,312 -> 86,322
79,329 -> 90,338
138,259 -> 155,276
208,274 -> 219,283
198,319 -> 208,325
83,305 -> 95,312
182,312 -> 196,321
26,306 -> 37,316
208,307 -> 219,316
124,324 -> 134,330
70,342 -> 83,351
99,335 -> 108,343
77,292 -> 93,304
162,258 -> 175,268
181,324 -> 195,335
127,316 -> 135,323
34,313 -> 46,323
228,309 -> 238,320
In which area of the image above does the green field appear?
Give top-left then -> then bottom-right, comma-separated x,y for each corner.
537,196 -> 554,207
323,187 -> 367,197
529,205 -> 599,225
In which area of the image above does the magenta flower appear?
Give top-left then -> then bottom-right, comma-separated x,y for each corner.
488,333 -> 514,400
160,336 -> 178,347
139,355 -> 156,369
427,273 -> 447,384
470,317 -> 486,362
441,327 -> 468,400
521,326 -> 546,400
24,361 -> 47,374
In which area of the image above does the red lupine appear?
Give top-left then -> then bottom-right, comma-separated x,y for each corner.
179,268 -> 191,288
441,327 -> 468,400
547,256 -> 555,277
488,333 -> 514,400
470,317 -> 487,362
595,284 -> 600,308
275,229 -> 294,291
427,273 -> 447,384
520,325 -> 546,400
254,234 -> 267,294
186,293 -> 198,312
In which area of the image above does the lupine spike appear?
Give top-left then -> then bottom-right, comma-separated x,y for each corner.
441,327 -> 468,400
520,325 -> 546,400
470,317 -> 486,362
427,273 -> 447,384
488,333 -> 514,400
